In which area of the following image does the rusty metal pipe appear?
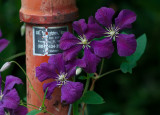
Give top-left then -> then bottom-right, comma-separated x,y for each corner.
19,0 -> 78,114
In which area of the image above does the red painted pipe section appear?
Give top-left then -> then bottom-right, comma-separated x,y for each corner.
19,0 -> 78,114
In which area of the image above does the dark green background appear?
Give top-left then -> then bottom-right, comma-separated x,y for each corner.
0,0 -> 160,115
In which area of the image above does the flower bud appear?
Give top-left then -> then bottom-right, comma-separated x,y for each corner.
21,23 -> 26,36
0,62 -> 12,72
76,67 -> 82,75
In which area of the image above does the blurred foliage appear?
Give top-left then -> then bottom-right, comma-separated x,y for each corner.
0,0 -> 160,115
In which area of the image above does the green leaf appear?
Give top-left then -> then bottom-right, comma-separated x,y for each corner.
80,91 -> 105,104
88,73 -> 94,78
92,36 -> 106,41
78,74 -> 94,80
73,100 -> 80,115
27,110 -> 42,115
78,76 -> 87,80
120,34 -> 147,73
120,62 -> 136,74
126,34 -> 147,63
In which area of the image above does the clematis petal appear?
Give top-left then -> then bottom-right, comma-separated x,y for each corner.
66,59 -> 86,71
48,53 -> 66,73
115,9 -> 136,30
82,48 -> 101,73
90,39 -> 114,58
95,7 -> 115,27
63,45 -> 82,61
66,59 -> 86,78
0,107 -> 5,115
3,75 -> 23,94
36,63 -> 57,82
66,66 -> 76,79
60,32 -> 80,50
2,88 -> 20,109
86,17 -> 105,40
88,16 -> 97,24
43,81 -> 57,99
12,106 -> 28,115
72,19 -> 87,35
116,34 -> 137,56
0,39 -> 9,53
61,81 -> 83,104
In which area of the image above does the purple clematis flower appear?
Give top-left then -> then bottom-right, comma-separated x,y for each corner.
8,105 -> 28,115
36,53 -> 84,104
0,74 -> 27,115
60,19 -> 114,73
0,30 -> 9,53
93,7 -> 137,56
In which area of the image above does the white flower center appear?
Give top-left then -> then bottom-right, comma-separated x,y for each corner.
105,24 -> 120,41
77,35 -> 91,49
56,72 -> 68,86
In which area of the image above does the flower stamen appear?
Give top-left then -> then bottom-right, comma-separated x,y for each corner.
56,72 -> 68,87
105,24 -> 120,41
77,35 -> 91,49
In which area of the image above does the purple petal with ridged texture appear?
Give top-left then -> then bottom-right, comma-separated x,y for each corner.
11,106 -> 28,115
88,16 -> 97,24
61,81 -> 83,104
3,75 -> 23,95
72,19 -> 87,35
63,45 -> 82,61
0,39 -> 9,53
82,48 -> 101,73
85,15 -> 105,40
86,23 -> 105,41
66,59 -> 86,71
60,32 -> 80,50
66,59 -> 86,78
36,63 -> 57,82
66,66 -> 76,79
0,107 -> 5,115
116,34 -> 137,56
43,81 -> 57,99
95,7 -> 115,27
115,10 -> 136,30
90,39 -> 114,58
2,88 -> 20,109
48,53 -> 66,73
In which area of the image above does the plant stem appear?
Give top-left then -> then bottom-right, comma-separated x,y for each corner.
81,69 -> 121,115
20,103 -> 39,110
5,52 -> 25,61
99,58 -> 104,75
11,61 -> 43,103
83,74 -> 90,96
89,79 -> 96,91
98,68 -> 121,79
82,74 -> 91,115
90,68 -> 121,90
21,101 -> 39,109
82,104 -> 86,115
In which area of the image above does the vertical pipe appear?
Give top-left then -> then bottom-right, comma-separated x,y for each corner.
20,0 -> 78,114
